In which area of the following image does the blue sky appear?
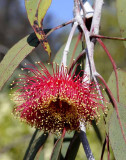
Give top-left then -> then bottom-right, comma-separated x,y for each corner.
47,0 -> 74,21
21,0 -> 74,27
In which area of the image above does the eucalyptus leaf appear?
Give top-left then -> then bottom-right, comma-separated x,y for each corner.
116,0 -> 126,48
24,129 -> 39,160
61,132 -> 74,158
105,69 -> 126,132
0,29 -> 51,91
50,136 -> 64,160
25,0 -> 52,56
65,132 -> 80,160
24,132 -> 48,160
0,33 -> 39,90
105,69 -> 126,159
108,69 -> 126,105
109,103 -> 126,160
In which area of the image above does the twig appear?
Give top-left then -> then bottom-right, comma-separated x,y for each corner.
73,1 -> 105,160
93,75 -> 104,103
91,34 -> 126,41
88,0 -> 104,78
60,22 -> 78,69
80,129 -> 95,160
45,19 -> 74,38
90,0 -> 104,34
74,0 -> 96,80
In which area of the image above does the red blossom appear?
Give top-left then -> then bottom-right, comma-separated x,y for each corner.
12,62 -> 106,134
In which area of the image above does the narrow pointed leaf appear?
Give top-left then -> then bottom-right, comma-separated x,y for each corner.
61,132 -> 74,157
0,32 -> 39,90
109,103 -> 126,160
106,69 -> 126,158
24,132 -> 48,160
24,129 -> 38,159
109,69 -> 126,105
50,137 -> 64,160
116,0 -> 126,48
105,69 -> 126,132
65,132 -> 80,160
25,0 -> 52,57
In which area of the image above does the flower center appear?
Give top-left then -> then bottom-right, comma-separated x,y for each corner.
46,98 -> 80,131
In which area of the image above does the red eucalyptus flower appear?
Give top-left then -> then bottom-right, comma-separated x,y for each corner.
12,62 -> 106,134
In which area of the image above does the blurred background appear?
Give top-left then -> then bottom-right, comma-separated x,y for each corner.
0,0 -> 126,160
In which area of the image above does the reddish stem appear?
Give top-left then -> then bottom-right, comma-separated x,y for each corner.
97,74 -> 126,144
50,128 -> 66,160
91,34 -> 126,41
46,19 -> 74,38
62,127 -> 66,138
97,38 -> 119,102
106,135 -> 110,160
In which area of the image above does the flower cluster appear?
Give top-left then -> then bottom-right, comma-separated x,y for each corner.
12,62 -> 106,134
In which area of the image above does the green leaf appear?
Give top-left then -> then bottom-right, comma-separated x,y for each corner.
116,0 -> 126,48
25,0 -> 52,57
106,69 -> 126,159
0,33 -> 39,91
24,129 -> 39,160
65,132 -> 80,160
105,69 -> 126,132
61,132 -> 74,157
50,137 -> 64,160
107,69 -> 126,105
24,132 -> 48,160
109,103 -> 126,160
38,151 -> 44,160
92,120 -> 102,143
